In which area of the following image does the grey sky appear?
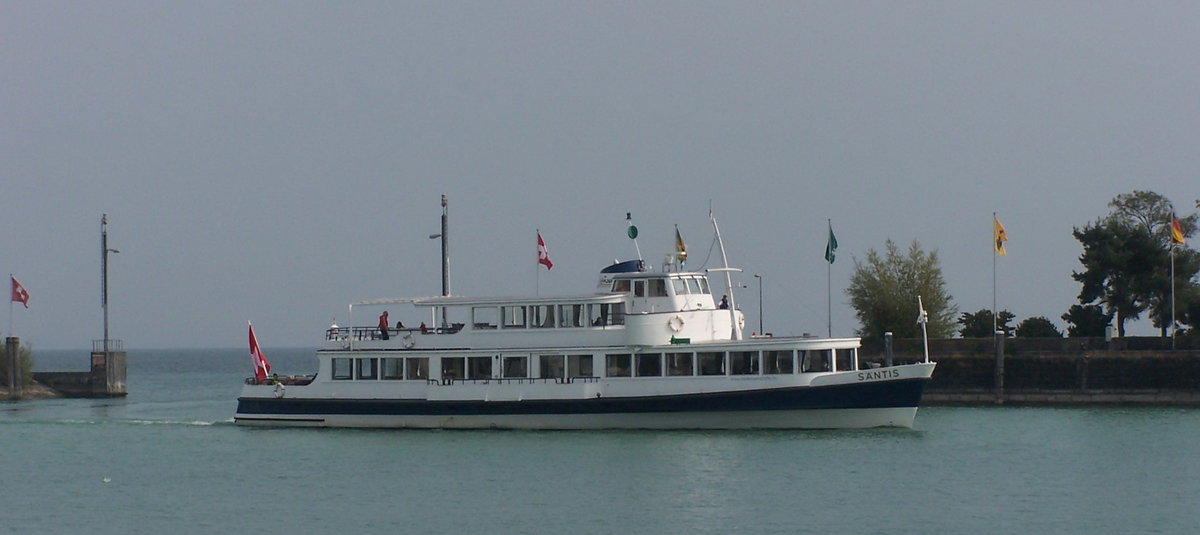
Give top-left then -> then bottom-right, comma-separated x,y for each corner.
4,2 -> 1197,349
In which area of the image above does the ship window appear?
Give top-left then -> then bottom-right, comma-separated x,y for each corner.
332,358 -> 352,380
406,357 -> 429,380
672,279 -> 688,295
648,279 -> 667,297
633,280 -> 645,297
382,358 -> 404,380
764,350 -> 794,374
605,354 -> 631,377
356,358 -> 378,380
636,353 -> 662,377
502,306 -> 526,329
472,307 -> 498,330
686,278 -> 703,295
697,277 -> 710,294
502,356 -> 527,378
539,355 -> 565,379
467,356 -> 492,379
730,351 -> 758,375
442,357 -> 465,381
568,354 -> 593,377
531,305 -> 555,328
801,350 -> 830,373
698,352 -> 724,375
559,304 -> 585,328
608,303 -> 626,325
667,352 -> 693,376
590,303 -> 618,327
836,348 -> 857,372
613,279 -> 631,293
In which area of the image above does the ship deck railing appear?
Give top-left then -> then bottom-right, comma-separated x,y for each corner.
427,376 -> 601,386
326,325 -> 465,341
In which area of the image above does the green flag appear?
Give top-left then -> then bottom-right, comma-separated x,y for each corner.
824,223 -> 837,264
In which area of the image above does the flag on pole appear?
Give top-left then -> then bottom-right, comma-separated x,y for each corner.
674,225 -> 687,263
824,222 -> 838,264
993,215 -> 1008,256
10,276 -> 30,308
537,231 -> 554,270
1171,216 -> 1185,245
248,322 -> 271,382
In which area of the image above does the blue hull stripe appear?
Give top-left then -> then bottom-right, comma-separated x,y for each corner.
237,378 -> 929,417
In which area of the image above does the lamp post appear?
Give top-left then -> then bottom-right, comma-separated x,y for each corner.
753,274 -> 763,335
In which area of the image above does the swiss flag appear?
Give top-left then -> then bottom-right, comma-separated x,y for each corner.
11,276 -> 30,308
248,323 -> 272,382
537,231 -> 553,270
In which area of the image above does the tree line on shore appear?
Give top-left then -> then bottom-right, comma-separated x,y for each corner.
848,190 -> 1198,343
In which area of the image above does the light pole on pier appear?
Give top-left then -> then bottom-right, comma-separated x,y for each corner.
753,274 -> 763,335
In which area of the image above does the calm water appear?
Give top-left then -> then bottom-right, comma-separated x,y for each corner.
4,348 -> 1199,534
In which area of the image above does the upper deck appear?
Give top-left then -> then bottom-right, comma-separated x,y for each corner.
325,263 -> 744,351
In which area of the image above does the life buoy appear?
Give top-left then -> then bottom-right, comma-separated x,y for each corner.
668,315 -> 685,333
737,313 -> 746,330
402,334 -> 416,348
273,383 -> 285,399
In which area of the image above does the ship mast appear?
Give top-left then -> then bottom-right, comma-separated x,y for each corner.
708,211 -> 743,341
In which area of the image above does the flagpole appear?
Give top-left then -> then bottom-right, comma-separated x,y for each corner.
992,212 -> 998,337
1171,244 -> 1176,349
827,219 -> 832,338
535,228 -> 541,297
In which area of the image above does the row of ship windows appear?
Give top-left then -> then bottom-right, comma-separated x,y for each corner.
331,349 -> 857,381
471,303 -> 627,330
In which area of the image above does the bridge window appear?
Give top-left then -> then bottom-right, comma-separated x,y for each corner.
539,355 -> 565,379
698,352 -> 724,375
467,356 -> 492,379
568,354 -> 593,377
636,353 -> 662,377
672,279 -> 688,295
764,350 -> 794,374
472,307 -> 498,330
502,306 -> 526,329
356,358 -> 378,380
502,356 -> 527,378
332,358 -> 352,380
406,357 -> 429,380
697,277 -> 710,294
667,352 -> 693,376
648,279 -> 667,297
633,280 -> 645,297
382,358 -> 404,380
606,354 -> 631,377
613,279 -> 631,293
687,278 -> 703,295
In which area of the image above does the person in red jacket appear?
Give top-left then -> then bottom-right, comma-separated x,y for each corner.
378,311 -> 390,340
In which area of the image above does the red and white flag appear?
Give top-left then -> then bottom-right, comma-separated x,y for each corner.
537,231 -> 553,270
248,322 -> 271,382
10,276 -> 30,308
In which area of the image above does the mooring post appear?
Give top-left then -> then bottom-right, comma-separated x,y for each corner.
883,331 -> 894,367
993,330 -> 1005,404
5,336 -> 21,400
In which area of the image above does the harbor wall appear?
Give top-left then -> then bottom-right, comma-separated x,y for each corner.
874,336 -> 1200,405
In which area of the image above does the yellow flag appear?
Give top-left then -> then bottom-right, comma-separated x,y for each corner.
675,225 -> 687,262
994,215 -> 1008,256
1171,217 -> 1185,245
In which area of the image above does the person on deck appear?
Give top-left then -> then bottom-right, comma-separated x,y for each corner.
378,311 -> 390,340
718,295 -> 729,309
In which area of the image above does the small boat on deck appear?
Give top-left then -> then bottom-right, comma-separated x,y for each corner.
235,212 -> 935,429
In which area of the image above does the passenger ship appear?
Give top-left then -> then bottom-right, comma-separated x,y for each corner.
235,252 -> 937,429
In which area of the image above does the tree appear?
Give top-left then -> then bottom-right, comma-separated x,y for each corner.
957,309 -> 1015,337
1015,316 -> 1064,338
1061,304 -> 1113,337
847,239 -> 957,343
1071,191 -> 1200,336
